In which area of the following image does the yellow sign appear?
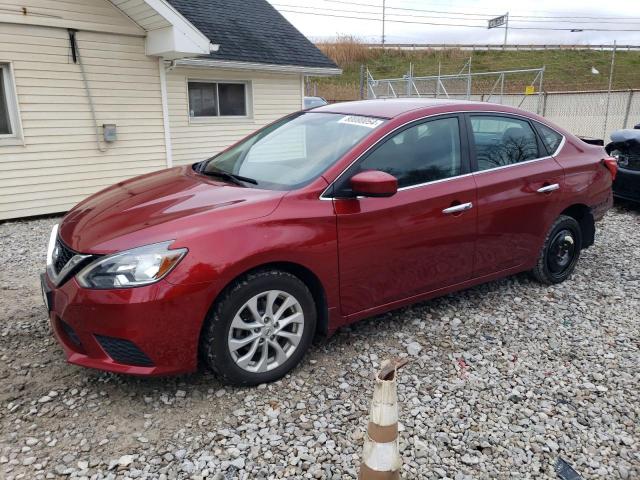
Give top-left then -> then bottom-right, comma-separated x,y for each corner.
525,85 -> 535,95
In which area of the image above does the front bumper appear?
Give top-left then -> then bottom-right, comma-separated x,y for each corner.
42,273 -> 215,376
613,167 -> 640,203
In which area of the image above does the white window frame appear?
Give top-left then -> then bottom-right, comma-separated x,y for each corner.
0,62 -> 24,146
187,79 -> 253,123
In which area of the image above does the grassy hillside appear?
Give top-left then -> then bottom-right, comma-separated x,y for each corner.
313,38 -> 640,101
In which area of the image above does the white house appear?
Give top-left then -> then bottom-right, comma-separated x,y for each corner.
0,0 -> 340,220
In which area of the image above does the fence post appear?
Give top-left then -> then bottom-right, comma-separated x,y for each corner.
623,89 -> 634,128
542,91 -> 548,117
603,40 -> 617,139
359,64 -> 365,100
406,63 -> 412,97
537,66 -> 545,115
466,57 -> 472,100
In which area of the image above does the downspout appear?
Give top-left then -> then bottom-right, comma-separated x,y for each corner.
158,59 -> 173,168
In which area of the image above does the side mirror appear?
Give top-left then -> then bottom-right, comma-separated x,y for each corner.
350,170 -> 398,198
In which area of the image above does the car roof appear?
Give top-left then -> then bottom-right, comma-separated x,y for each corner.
313,98 -> 506,119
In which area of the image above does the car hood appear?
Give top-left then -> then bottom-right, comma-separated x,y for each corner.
59,166 -> 286,253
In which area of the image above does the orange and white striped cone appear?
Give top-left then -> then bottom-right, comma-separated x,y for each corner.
359,358 -> 408,480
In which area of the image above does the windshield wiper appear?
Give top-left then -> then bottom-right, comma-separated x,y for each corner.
200,167 -> 258,185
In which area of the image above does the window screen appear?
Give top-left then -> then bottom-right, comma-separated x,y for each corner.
470,116 -> 539,171
219,83 -> 246,116
356,117 -> 462,188
188,81 -> 247,117
0,69 -> 12,135
536,122 -> 563,154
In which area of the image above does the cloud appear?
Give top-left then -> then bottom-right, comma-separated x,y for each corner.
269,0 -> 640,45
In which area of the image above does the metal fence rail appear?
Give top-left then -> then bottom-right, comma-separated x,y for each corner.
368,66 -> 546,113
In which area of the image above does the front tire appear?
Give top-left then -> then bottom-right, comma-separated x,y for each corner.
531,215 -> 582,285
200,269 -> 316,386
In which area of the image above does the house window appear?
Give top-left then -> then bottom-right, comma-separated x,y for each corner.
0,66 -> 13,135
188,81 -> 248,118
0,63 -> 22,143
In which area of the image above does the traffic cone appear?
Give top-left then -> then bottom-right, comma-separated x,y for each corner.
359,358 -> 408,480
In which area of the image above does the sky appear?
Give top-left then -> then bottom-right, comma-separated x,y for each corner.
266,0 -> 640,45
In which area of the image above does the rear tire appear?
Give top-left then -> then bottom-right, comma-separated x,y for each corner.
200,269 -> 316,386
531,215 -> 582,285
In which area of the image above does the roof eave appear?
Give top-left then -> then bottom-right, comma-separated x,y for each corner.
111,0 -> 218,58
173,58 -> 341,76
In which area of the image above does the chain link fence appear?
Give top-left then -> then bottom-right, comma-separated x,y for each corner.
367,66 -> 546,111
541,90 -> 639,141
366,68 -> 639,141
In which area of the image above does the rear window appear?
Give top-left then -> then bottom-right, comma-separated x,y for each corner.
536,122 -> 563,154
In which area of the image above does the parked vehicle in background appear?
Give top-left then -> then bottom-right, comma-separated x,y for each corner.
304,96 -> 328,109
606,127 -> 640,203
42,99 -> 615,386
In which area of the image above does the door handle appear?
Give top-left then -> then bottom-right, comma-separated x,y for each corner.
537,183 -> 560,193
442,202 -> 473,215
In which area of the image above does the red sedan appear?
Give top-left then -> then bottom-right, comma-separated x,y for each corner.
42,99 -> 616,385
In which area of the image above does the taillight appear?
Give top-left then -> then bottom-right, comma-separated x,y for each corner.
602,157 -> 618,181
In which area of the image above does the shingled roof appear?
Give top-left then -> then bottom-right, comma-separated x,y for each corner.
166,0 -> 338,70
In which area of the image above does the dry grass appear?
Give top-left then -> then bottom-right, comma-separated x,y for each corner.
316,35 -> 373,66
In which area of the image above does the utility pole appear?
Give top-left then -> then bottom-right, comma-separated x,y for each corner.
503,12 -> 509,49
382,0 -> 386,47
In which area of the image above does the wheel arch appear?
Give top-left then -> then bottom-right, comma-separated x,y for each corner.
560,203 -> 595,248
201,261 -> 330,343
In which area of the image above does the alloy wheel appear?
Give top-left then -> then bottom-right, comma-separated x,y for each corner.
227,290 -> 304,373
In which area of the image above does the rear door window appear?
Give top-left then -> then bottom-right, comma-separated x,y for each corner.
469,115 -> 540,171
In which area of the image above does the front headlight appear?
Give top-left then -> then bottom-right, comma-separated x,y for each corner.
76,241 -> 187,289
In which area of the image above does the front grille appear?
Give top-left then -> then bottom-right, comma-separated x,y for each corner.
60,320 -> 83,350
95,335 -> 154,367
53,237 -> 76,274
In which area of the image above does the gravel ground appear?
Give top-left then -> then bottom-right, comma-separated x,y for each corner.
0,205 -> 639,480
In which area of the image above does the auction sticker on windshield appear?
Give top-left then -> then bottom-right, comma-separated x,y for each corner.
338,115 -> 385,129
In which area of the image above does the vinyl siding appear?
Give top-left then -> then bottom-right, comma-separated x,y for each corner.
167,67 -> 304,166
0,23 -> 166,220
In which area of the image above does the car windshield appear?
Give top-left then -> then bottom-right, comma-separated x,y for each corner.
199,112 -> 386,189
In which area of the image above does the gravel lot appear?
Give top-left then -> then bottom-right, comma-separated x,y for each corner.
1,205 -> 639,480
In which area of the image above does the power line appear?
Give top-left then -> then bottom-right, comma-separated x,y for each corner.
275,8 -> 640,31
271,3 -> 640,25
309,0 -> 640,21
